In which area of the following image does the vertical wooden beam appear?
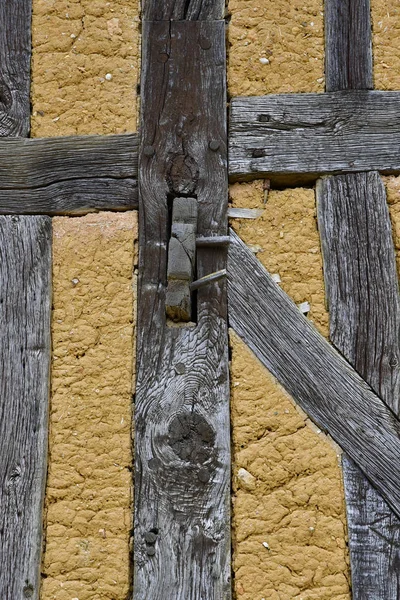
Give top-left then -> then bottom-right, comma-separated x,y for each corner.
0,4 -> 52,598
317,174 -> 400,596
0,0 -> 32,136
323,3 -> 400,596
0,216 -> 52,599
325,0 -> 373,92
134,15 -> 230,599
142,0 -> 225,22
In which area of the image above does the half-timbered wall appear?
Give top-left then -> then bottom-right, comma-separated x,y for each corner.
17,0 -> 400,598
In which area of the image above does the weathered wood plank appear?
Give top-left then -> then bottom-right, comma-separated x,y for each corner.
229,91 -> 400,183
317,172 -> 400,599
134,20 -> 230,599
0,216 -> 52,599
227,229 -> 400,521
0,134 -> 138,214
0,0 -> 31,136
325,0 -> 373,92
142,0 -> 225,21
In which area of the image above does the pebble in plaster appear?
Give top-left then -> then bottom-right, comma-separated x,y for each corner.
372,0 -> 400,90
229,180 -> 329,337
41,212 -> 137,600
31,0 -> 139,136
230,330 -> 350,600
227,0 -> 324,96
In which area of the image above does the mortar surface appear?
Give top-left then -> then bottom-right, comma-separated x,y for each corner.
372,0 -> 400,89
41,212 -> 137,600
227,0 -> 324,96
230,331 -> 350,600
31,0 -> 139,136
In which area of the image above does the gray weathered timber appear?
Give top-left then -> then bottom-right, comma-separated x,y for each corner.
0,0 -> 31,136
134,20 -> 230,599
229,91 -> 400,183
0,216 -> 52,600
0,134 -> 138,214
227,229 -> 400,521
142,0 -> 225,21
317,172 -> 400,599
325,0 -> 373,91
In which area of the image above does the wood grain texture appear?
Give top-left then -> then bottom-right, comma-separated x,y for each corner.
134,20 -> 230,599
229,91 -> 400,183
0,216 -> 52,600
325,0 -> 373,92
142,0 -> 225,21
0,134 -> 138,214
0,0 -> 31,136
317,172 -> 400,599
227,229 -> 400,521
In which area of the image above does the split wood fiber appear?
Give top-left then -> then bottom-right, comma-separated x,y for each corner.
229,90 -> 400,183
0,134 -> 138,214
135,17 -> 230,599
42,213 -> 137,600
317,172 -> 400,599
227,230 -> 400,522
0,217 -> 52,600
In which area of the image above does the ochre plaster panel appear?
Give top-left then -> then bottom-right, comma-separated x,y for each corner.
372,0 -> 400,90
231,331 -> 350,600
227,0 -> 324,96
229,181 -> 329,337
42,213 -> 137,600
31,0 -> 139,136
384,176 -> 400,273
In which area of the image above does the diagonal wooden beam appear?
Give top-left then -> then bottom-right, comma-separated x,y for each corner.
227,229 -> 400,522
229,91 -> 400,184
0,134 -> 138,214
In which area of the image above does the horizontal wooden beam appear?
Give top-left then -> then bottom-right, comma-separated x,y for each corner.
227,229 -> 400,520
229,90 -> 400,184
0,133 -> 138,214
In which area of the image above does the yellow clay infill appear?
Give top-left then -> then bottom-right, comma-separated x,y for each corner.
41,212 -> 137,600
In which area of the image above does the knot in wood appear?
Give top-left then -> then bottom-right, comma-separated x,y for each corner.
166,154 -> 199,196
168,411 -> 215,464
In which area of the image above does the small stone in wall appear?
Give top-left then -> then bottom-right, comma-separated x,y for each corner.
237,467 -> 256,490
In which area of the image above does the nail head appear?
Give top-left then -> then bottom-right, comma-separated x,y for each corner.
174,363 -> 186,375
200,38 -> 212,50
158,52 -> 169,63
209,140 -> 220,152
198,468 -> 210,483
144,531 -> 157,544
146,546 -> 156,556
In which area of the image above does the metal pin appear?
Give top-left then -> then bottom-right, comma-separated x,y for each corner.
196,236 -> 230,247
190,269 -> 227,291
